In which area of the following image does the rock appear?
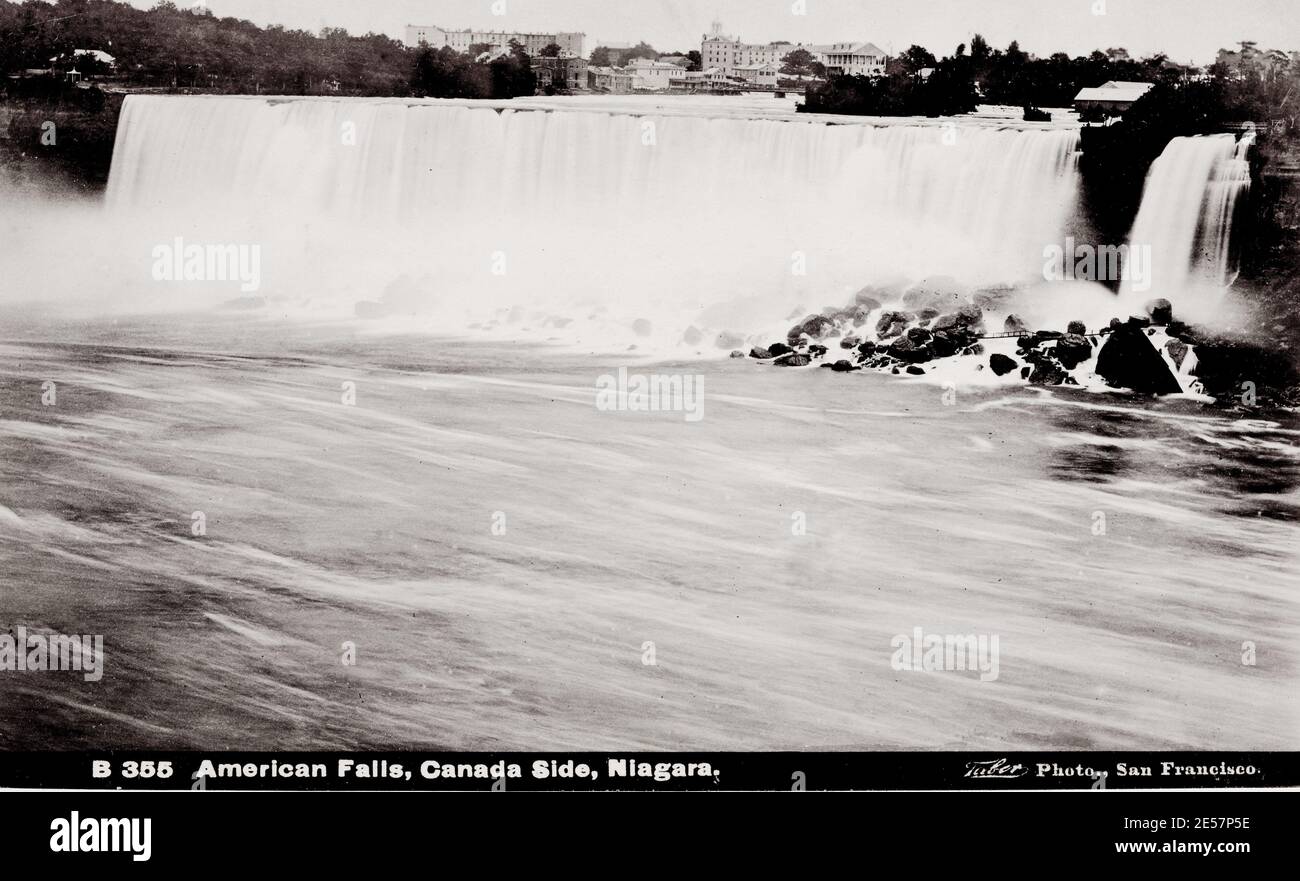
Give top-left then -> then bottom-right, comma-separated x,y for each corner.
888,335 -> 933,364
633,318 -> 653,337
966,343 -> 985,356
1094,325 -> 1184,394
1054,333 -> 1094,370
1020,366 -> 1031,379
768,342 -> 794,357
905,365 -> 927,376
808,345 -> 828,358
906,326 -> 933,345
1189,336 -> 1300,404
840,335 -> 861,349
1029,362 -> 1068,385
749,346 -> 773,360
933,305 -> 985,334
857,341 -> 878,357
682,326 -> 704,345
774,353 -> 812,367
918,308 -> 941,321
990,353 -> 1019,376
716,331 -> 746,349
830,360 -> 859,372
930,331 -> 958,358
1126,314 -> 1151,329
1004,314 -> 1028,335
875,310 -> 915,339
1164,339 -> 1189,370
787,314 -> 838,343
729,350 -> 746,359
1109,317 -> 1124,331
1067,320 -> 1087,335
1145,298 -> 1174,326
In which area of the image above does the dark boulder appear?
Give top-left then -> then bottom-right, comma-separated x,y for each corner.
1145,298 -> 1174,326
1189,336 -> 1300,405
930,331 -> 959,358
888,335 -> 933,364
749,346 -> 773,360
830,360 -> 859,373
989,353 -> 1019,376
905,365 -> 927,376
906,326 -> 933,345
1004,314 -> 1028,335
1094,325 -> 1184,394
768,342 -> 794,357
1067,320 -> 1087,335
964,343 -> 985,356
787,314 -> 838,343
775,353 -> 812,367
875,310 -> 915,338
808,345 -> 828,358
1054,333 -> 1094,371
729,350 -> 746,358
1029,361 -> 1068,386
840,335 -> 861,349
857,341 -> 877,357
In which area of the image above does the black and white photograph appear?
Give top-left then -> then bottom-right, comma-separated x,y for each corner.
0,0 -> 1297,861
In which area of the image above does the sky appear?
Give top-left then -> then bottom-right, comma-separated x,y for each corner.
121,0 -> 1299,65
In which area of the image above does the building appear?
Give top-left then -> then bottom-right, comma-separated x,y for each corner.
669,67 -> 745,94
405,25 -> 584,58
700,21 -> 885,79
733,62 -> 780,88
588,66 -> 636,94
1073,80 -> 1154,116
813,42 -> 887,77
534,56 -> 588,92
627,59 -> 688,90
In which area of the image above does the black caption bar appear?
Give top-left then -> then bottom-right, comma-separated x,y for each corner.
0,752 -> 1294,791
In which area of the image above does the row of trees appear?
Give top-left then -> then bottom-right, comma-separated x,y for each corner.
1,0 -> 412,95
802,35 -> 1300,121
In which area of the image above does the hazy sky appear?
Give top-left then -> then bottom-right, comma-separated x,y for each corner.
123,0 -> 1298,64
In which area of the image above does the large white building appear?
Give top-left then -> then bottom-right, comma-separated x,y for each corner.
700,21 -> 886,79
626,59 -> 690,90
405,25 -> 584,58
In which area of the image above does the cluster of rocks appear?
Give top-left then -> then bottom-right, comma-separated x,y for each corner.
743,289 -> 994,377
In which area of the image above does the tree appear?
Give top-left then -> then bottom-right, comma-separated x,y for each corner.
897,45 -> 937,74
539,43 -> 562,58
780,47 -> 817,76
686,50 -> 701,71
589,46 -> 612,66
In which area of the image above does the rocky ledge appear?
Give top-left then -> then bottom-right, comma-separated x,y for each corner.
739,291 -> 1300,411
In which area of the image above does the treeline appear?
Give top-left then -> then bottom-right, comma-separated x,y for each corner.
803,34 -> 1300,121
409,44 -> 536,100
0,0 -> 407,96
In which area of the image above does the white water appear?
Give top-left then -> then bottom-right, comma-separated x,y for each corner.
1122,133 -> 1253,321
101,95 -> 1083,351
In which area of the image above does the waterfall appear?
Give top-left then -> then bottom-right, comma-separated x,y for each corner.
1121,132 -> 1253,321
103,95 -> 1084,346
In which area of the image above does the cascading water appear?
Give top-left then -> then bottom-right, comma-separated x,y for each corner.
1121,132 -> 1254,321
101,95 -> 1084,350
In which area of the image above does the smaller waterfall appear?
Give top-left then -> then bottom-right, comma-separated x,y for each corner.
1121,132 -> 1253,320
